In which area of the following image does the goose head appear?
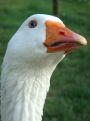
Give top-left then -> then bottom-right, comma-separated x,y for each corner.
5,14 -> 87,67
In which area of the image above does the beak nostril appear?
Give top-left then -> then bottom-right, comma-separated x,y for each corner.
59,31 -> 65,36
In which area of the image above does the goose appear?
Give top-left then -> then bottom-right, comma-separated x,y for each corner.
1,14 -> 87,121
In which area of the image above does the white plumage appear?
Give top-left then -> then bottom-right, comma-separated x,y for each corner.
1,14 -> 87,121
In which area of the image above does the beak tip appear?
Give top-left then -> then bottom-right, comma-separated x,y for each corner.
81,37 -> 87,46
75,34 -> 87,46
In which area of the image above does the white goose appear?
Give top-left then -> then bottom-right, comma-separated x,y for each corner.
1,14 -> 87,121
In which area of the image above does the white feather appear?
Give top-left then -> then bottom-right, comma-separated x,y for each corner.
1,14 -> 65,121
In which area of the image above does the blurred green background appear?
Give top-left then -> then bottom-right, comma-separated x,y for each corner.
0,0 -> 90,121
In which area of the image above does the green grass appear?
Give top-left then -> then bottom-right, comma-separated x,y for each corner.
0,0 -> 90,121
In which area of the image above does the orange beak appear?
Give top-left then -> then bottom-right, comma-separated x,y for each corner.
44,20 -> 87,53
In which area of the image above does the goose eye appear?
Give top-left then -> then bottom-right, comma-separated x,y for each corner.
29,20 -> 37,28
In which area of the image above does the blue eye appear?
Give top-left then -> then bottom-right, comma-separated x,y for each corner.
29,20 -> 37,28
